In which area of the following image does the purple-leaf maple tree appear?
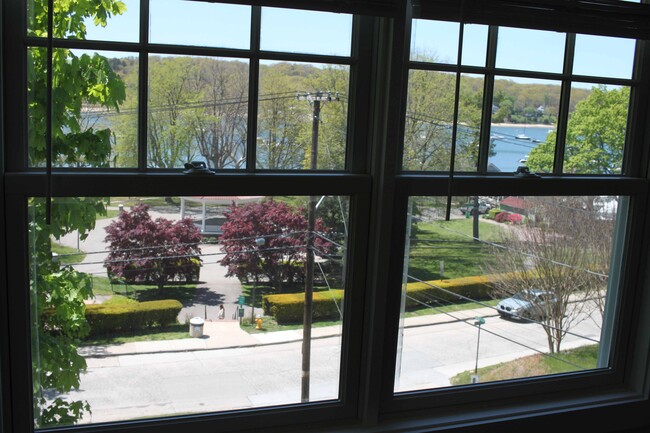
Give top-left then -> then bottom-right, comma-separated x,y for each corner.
104,204 -> 202,289
218,200 -> 334,291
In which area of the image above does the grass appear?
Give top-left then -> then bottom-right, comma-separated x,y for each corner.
51,242 -> 86,264
90,275 -> 197,302
408,218 -> 505,281
450,344 -> 599,385
404,299 -> 499,318
80,324 -> 189,345
239,313 -> 342,334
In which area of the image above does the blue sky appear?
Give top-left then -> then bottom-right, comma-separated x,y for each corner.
84,2 -> 636,85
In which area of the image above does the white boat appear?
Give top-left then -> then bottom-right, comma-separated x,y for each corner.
515,134 -> 531,140
519,155 -> 529,164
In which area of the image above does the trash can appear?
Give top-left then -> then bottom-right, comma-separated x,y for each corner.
189,317 -> 205,338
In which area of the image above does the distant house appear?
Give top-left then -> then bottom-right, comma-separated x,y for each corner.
499,196 -> 532,216
179,196 -> 264,235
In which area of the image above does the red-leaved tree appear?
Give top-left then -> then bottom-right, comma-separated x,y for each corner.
218,199 -> 334,291
104,204 -> 202,289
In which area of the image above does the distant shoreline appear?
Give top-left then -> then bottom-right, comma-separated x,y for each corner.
491,123 -> 556,129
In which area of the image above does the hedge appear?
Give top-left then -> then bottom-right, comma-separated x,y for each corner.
85,299 -> 182,335
263,290 -> 343,324
262,273 -> 532,323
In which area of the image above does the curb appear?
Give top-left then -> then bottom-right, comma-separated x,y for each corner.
80,311 -> 501,359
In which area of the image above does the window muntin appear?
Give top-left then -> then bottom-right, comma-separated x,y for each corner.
257,61 -> 349,171
260,8 -> 353,57
403,70 -> 483,172
147,55 -> 249,170
394,195 -> 622,393
573,35 -> 635,79
489,77 -> 561,174
495,27 -> 565,74
149,1 -> 251,49
29,195 -> 349,427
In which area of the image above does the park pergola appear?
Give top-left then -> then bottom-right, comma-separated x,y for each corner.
179,196 -> 263,234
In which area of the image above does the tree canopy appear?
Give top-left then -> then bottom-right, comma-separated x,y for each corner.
527,86 -> 629,174
28,0 -> 127,426
218,200 -> 334,291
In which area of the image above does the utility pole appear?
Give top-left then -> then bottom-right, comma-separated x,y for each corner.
296,91 -> 339,403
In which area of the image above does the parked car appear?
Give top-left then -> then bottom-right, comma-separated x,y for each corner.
459,200 -> 491,215
496,290 -> 554,320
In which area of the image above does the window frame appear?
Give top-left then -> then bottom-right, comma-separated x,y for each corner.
2,1 -> 650,433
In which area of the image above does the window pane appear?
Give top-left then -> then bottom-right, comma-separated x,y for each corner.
489,77 -> 561,174
563,85 -> 630,174
81,0 -> 139,42
257,62 -> 349,170
150,1 -> 251,49
410,20 -> 459,64
260,8 -> 352,57
30,195 -> 349,427
28,0 -> 135,39
573,35 -> 635,79
28,49 -> 137,168
462,24 -> 489,67
496,27 -> 565,73
147,55 -> 249,169
454,74 -> 484,172
395,195 -> 622,393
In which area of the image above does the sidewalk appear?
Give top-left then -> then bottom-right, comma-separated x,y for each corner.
78,307 -> 498,358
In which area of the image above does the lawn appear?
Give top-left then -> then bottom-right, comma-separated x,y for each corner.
450,344 -> 599,385
407,218 -> 505,281
90,275 -> 196,302
51,242 -> 87,264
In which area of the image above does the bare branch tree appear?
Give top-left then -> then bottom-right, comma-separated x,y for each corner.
486,196 -> 614,353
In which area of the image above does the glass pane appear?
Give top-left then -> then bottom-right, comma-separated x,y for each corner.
454,74 -> 484,172
489,77 -> 561,173
150,1 -> 251,49
147,55 -> 249,169
562,85 -> 629,174
395,195 -> 622,393
260,8 -> 352,57
462,24 -> 489,67
496,27 -> 565,73
410,20 -> 459,64
257,62 -> 349,170
403,70 -> 456,171
573,35 -> 635,79
28,49 -> 137,168
28,0 -> 134,39
30,195 -> 349,427
81,0 -> 139,42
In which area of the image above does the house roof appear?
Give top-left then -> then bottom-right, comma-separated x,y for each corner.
500,196 -> 532,209
180,196 -> 264,205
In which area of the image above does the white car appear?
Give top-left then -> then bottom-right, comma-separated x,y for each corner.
496,290 -> 554,320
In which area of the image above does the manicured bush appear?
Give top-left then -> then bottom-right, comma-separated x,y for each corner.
487,208 -> 502,220
85,299 -> 182,335
263,290 -> 343,324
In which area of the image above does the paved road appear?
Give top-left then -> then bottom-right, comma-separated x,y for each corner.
63,307 -> 602,425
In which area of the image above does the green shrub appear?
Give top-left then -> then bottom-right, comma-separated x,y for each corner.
487,208 -> 502,220
404,273 -> 530,309
85,299 -> 182,335
263,290 -> 343,324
